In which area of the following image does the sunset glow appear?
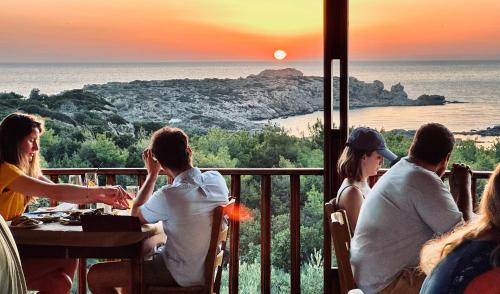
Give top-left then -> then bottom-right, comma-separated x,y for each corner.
1,0 -> 499,61
274,50 -> 287,60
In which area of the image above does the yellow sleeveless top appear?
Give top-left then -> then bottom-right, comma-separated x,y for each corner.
0,163 -> 26,221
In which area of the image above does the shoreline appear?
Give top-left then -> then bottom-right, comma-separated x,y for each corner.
266,109 -> 499,146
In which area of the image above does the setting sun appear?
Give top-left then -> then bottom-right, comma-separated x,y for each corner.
274,49 -> 287,60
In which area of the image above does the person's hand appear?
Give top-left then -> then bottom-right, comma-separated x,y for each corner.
449,163 -> 472,203
143,149 -> 162,177
98,186 -> 132,209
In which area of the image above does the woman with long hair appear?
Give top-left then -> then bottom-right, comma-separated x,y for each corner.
336,127 -> 397,232
420,163 -> 500,294
0,112 -> 130,294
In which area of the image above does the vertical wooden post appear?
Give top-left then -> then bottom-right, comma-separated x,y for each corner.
290,175 -> 301,293
49,175 -> 59,206
106,174 -> 116,186
324,0 -> 349,293
471,176 -> 478,211
138,174 -> 147,187
260,175 -> 272,294
229,175 -> 241,294
78,259 -> 86,294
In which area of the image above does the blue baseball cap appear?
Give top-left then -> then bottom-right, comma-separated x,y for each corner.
346,127 -> 398,162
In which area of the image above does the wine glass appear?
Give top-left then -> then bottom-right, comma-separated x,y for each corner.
84,172 -> 98,187
68,175 -> 83,186
84,172 -> 98,209
126,186 -> 139,212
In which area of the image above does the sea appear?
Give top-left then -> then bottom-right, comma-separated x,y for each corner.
0,60 -> 499,144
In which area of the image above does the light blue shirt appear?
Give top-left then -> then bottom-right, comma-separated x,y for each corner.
140,167 -> 229,287
350,158 -> 463,294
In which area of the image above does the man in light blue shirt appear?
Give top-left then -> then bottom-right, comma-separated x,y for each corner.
350,123 -> 473,294
88,126 -> 228,292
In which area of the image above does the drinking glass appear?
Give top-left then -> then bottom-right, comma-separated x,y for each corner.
84,172 -> 98,209
68,175 -> 83,186
126,186 -> 139,212
96,202 -> 112,214
85,172 -> 98,187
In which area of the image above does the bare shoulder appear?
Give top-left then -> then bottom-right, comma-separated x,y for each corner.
338,186 -> 364,207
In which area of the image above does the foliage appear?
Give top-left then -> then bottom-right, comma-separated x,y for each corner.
220,249 -> 323,293
78,134 -> 129,168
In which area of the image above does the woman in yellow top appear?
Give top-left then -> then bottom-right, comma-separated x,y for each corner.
0,112 -> 130,294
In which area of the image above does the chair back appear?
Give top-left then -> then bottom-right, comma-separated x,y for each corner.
204,199 -> 234,293
326,199 -> 356,294
147,198 -> 235,294
329,197 -> 353,237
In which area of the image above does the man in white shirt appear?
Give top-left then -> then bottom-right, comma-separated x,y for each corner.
350,123 -> 473,294
88,126 -> 229,292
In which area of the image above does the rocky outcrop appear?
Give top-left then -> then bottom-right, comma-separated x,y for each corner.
80,68 -> 447,132
250,68 -> 304,78
456,125 -> 500,136
414,94 -> 446,106
346,78 -> 445,107
1,68 -> 448,134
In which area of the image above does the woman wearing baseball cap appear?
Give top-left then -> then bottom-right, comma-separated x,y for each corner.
336,127 -> 398,232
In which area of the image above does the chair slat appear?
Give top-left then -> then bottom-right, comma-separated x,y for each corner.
218,227 -> 228,242
326,199 -> 356,294
215,251 -> 224,267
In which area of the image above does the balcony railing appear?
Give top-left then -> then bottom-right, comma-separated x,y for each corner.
41,167 -> 492,294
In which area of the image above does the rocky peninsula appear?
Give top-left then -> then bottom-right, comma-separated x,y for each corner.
82,68 -> 446,133
0,68 -> 448,134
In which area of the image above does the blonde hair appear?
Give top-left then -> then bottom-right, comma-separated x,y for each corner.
420,164 -> 500,274
0,113 -> 44,205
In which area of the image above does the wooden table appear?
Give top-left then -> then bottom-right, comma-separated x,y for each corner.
11,221 -> 156,294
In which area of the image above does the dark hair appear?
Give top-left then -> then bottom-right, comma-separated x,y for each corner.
150,126 -> 190,170
409,123 -> 454,164
0,112 -> 44,167
337,146 -> 375,181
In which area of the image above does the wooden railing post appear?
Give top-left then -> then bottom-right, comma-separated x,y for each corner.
471,177 -> 478,211
138,174 -> 146,187
261,175 -> 272,294
78,259 -> 86,294
229,175 -> 241,294
290,175 -> 301,293
106,174 -> 116,186
49,175 -> 59,207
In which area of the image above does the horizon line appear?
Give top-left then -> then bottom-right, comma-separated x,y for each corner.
1,58 -> 500,65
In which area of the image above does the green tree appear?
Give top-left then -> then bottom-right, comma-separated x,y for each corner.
78,134 -> 128,167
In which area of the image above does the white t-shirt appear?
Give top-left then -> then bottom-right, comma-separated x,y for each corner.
350,157 -> 463,294
140,167 -> 229,287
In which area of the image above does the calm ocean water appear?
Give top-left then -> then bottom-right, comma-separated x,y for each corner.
0,60 -> 499,138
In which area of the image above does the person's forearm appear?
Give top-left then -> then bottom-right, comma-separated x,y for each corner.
38,175 -> 53,184
457,187 -> 473,221
10,175 -> 106,204
37,184 -> 102,204
131,173 -> 158,214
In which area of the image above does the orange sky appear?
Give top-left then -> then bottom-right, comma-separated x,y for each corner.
1,0 -> 499,62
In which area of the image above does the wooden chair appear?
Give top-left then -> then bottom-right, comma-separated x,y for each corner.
147,199 -> 235,294
329,197 -> 353,237
326,199 -> 356,294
